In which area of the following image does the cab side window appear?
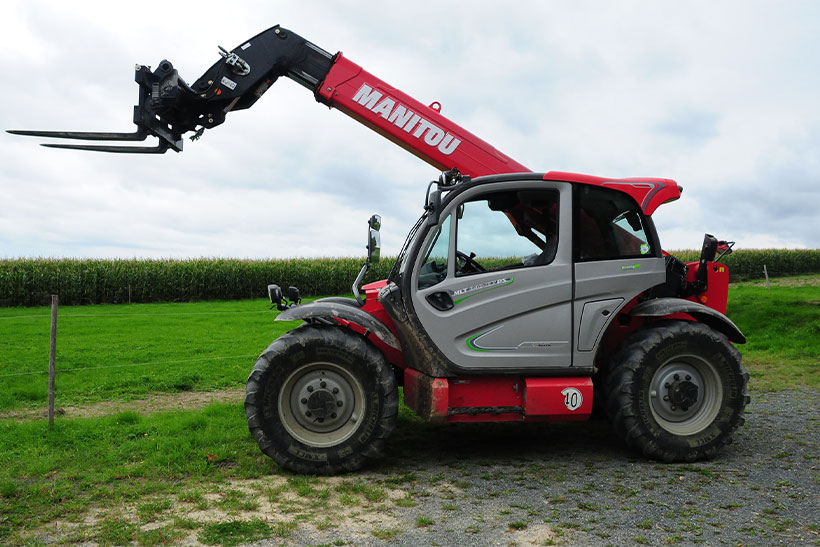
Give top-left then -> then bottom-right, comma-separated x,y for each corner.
455,189 -> 559,276
575,186 -> 654,261
418,215 -> 451,290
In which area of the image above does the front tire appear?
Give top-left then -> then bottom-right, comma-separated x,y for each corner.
605,321 -> 750,462
245,324 -> 398,474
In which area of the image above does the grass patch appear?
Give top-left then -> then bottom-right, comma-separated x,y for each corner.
416,516 -> 434,527
86,518 -> 138,545
727,278 -> 820,390
394,494 -> 418,508
138,498 -> 173,521
0,403 -> 273,539
137,525 -> 187,546
198,518 -> 272,546
216,489 -> 260,512
335,480 -> 385,503
371,527 -> 403,540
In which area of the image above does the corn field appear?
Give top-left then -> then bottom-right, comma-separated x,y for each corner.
0,249 -> 817,307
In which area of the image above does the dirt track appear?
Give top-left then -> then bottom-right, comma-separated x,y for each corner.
264,389 -> 819,546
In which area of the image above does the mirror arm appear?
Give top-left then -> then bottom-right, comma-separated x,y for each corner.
352,260 -> 370,306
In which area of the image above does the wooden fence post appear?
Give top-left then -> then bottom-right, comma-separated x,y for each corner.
763,265 -> 770,290
48,295 -> 58,427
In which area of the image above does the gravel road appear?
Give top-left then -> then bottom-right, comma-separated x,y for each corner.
261,389 -> 818,546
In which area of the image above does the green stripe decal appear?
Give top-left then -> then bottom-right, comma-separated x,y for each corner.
466,332 -> 491,352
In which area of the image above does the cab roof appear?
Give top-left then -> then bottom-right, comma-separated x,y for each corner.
543,171 -> 682,216
463,171 -> 682,216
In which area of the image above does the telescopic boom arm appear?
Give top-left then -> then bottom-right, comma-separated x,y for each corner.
8,24 -> 529,178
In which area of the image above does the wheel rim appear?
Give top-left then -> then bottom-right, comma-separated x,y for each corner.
278,362 -> 365,448
648,354 -> 722,436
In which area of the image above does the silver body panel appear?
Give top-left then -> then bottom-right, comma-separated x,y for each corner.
572,259 -> 666,368
408,178 -> 665,373
412,181 -> 575,371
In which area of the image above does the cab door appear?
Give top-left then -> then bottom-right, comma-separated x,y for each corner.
410,180 -> 575,373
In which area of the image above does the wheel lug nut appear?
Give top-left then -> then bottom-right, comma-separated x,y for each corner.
663,396 -> 670,401
674,374 -> 680,380
331,413 -> 337,419
318,418 -> 324,423
320,381 -> 327,388
332,387 -> 339,394
685,375 -> 692,381
301,398 -> 307,404
664,382 -> 671,389
337,401 -> 343,407
306,411 -> 312,417
670,405 -> 677,410
307,386 -> 314,392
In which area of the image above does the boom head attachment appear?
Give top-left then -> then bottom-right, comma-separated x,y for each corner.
7,25 -> 334,154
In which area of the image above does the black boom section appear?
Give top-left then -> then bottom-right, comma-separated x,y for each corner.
8,25 -> 335,153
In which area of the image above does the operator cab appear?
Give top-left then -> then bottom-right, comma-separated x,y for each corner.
381,172 -> 666,376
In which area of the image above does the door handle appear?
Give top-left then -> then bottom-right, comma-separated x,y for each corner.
426,291 -> 454,311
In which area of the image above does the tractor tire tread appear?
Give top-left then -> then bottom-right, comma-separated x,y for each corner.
245,324 -> 397,475
605,320 -> 749,462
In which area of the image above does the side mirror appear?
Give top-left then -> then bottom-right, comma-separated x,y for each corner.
286,286 -> 301,304
369,214 -> 382,231
368,228 -> 381,264
268,284 -> 300,311
268,284 -> 283,306
425,187 -> 442,224
354,214 -> 382,305
700,234 -> 718,263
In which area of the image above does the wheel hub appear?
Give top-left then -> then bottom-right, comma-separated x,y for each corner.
306,390 -> 337,419
650,362 -> 705,423
647,353 -> 724,436
286,367 -> 357,436
667,377 -> 699,410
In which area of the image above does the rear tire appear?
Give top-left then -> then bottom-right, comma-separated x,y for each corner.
605,321 -> 749,462
245,324 -> 398,475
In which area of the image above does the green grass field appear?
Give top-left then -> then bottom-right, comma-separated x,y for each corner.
0,275 -> 817,544
0,299 -> 309,411
1,278 -> 818,412
726,275 -> 819,390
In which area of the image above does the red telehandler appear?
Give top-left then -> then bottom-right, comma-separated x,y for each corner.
10,24 -> 748,474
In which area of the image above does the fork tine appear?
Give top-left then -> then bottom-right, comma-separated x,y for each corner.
7,128 -> 148,141
41,141 -> 169,154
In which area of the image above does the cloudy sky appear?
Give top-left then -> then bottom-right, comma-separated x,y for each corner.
2,0 -> 818,259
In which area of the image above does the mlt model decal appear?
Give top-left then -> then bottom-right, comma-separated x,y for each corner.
352,84 -> 462,155
451,277 -> 513,305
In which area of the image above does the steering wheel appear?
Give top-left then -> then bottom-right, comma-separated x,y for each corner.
456,250 -> 486,273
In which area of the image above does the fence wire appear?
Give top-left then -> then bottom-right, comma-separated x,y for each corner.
0,354 -> 260,378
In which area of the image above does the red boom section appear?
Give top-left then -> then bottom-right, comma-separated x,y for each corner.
317,54 -> 530,178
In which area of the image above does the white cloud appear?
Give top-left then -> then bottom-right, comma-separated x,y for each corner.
1,0 -> 818,261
